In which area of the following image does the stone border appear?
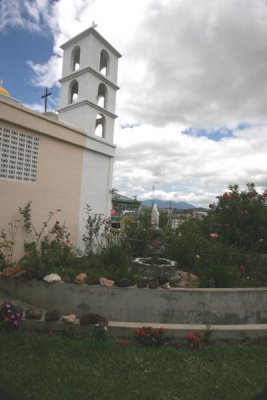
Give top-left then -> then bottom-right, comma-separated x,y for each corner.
1,276 -> 267,326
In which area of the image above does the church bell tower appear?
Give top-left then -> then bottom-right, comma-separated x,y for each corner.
57,27 -> 121,249
57,26 -> 121,144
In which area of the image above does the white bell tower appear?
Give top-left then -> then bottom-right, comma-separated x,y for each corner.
57,26 -> 121,143
57,27 -> 121,250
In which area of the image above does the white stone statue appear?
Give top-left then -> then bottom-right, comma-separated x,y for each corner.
151,204 -> 159,228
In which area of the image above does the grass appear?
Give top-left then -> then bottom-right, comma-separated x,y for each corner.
0,330 -> 267,400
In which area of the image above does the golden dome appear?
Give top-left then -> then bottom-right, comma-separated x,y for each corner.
0,81 -> 10,97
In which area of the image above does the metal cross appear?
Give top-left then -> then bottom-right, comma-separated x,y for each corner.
41,87 -> 52,113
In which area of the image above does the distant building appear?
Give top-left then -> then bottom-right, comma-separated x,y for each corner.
0,27 -> 121,259
112,191 -> 141,214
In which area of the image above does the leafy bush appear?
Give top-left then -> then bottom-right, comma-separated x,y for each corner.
207,183 -> 267,252
163,219 -> 210,271
19,202 -> 76,272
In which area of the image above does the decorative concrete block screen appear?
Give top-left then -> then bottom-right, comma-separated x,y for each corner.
0,127 -> 39,182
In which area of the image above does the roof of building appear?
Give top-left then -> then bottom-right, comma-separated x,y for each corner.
112,192 -> 140,204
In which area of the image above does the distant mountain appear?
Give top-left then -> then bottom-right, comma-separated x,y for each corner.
141,199 -> 196,209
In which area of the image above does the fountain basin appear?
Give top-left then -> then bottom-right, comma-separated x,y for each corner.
132,257 -> 177,279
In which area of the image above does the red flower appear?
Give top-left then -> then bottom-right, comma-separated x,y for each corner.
188,332 -> 194,340
240,264 -> 246,272
259,238 -> 264,244
210,233 -> 218,238
245,255 -> 251,262
158,327 -> 165,333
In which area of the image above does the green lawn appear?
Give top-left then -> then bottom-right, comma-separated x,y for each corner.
0,330 -> 267,400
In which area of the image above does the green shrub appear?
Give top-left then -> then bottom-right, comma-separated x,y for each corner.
207,183 -> 267,252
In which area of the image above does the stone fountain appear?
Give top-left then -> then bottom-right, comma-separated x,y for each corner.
132,204 -> 177,280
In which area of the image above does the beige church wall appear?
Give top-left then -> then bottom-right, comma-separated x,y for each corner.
0,98 -> 87,148
0,103 -> 86,262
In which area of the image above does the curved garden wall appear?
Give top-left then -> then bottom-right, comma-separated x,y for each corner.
0,276 -> 267,325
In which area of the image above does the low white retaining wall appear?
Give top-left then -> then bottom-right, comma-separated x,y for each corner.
1,276 -> 267,325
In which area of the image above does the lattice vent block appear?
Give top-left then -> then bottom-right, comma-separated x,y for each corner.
0,128 -> 39,182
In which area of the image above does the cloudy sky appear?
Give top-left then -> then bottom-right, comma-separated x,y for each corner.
1,0 -> 267,207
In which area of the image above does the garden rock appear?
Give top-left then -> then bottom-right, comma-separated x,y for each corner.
176,271 -> 200,288
1,263 -> 22,277
114,278 -> 133,287
161,282 -> 171,289
169,273 -> 183,287
99,277 -> 114,287
62,314 -> 79,324
25,308 -> 43,320
136,280 -> 148,288
43,273 -> 61,283
74,273 -> 87,284
149,280 -> 159,289
80,313 -> 108,327
13,269 -> 27,278
45,310 -> 61,321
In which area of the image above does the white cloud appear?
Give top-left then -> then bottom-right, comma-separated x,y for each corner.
26,55 -> 62,88
0,0 -> 53,32
113,122 -> 267,207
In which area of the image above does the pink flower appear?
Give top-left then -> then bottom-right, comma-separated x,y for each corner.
259,238 -> 264,244
210,233 -> 218,238
223,193 -> 233,201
